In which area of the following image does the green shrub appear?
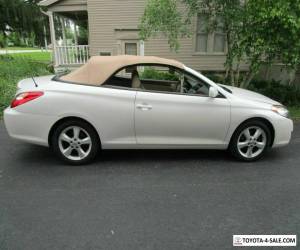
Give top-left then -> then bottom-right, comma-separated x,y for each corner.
140,68 -> 179,81
0,34 -> 7,48
204,72 -> 225,83
247,80 -> 300,106
204,72 -> 300,107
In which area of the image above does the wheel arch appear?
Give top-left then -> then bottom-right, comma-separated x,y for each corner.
229,117 -> 275,148
48,116 -> 101,148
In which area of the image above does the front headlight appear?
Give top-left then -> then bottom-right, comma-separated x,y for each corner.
272,105 -> 289,118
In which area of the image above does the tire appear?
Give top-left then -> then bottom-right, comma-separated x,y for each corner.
229,120 -> 271,162
51,119 -> 100,165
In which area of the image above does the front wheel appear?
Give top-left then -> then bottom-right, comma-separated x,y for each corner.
51,120 -> 100,165
229,120 -> 271,161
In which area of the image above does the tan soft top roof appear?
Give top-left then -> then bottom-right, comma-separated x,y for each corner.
60,55 -> 184,85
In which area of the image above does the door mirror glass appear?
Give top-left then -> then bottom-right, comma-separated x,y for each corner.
209,86 -> 219,98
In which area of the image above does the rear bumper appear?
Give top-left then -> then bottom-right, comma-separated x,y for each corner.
272,117 -> 293,148
4,107 -> 57,147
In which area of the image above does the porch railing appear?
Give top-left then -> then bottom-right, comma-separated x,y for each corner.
55,45 -> 90,66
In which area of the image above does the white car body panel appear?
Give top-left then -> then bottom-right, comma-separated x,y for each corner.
4,65 -> 293,150
8,79 -> 137,148
135,91 -> 230,148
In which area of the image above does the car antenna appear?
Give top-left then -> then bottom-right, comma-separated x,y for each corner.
32,76 -> 38,88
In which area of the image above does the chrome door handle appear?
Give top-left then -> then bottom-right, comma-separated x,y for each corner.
136,103 -> 152,110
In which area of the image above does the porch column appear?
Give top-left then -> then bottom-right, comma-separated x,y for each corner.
48,11 -> 57,66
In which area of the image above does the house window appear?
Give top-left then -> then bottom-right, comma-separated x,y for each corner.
196,14 -> 209,52
125,43 -> 137,55
213,16 -> 226,52
195,14 -> 226,53
99,52 -> 111,56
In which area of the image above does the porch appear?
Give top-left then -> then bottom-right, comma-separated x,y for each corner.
39,0 -> 89,70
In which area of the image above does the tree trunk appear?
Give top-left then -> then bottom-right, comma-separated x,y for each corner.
264,64 -> 271,81
230,69 -> 235,86
241,71 -> 255,88
60,16 -> 69,64
43,25 -> 48,50
74,23 -> 78,46
288,69 -> 296,85
235,62 -> 240,86
60,17 -> 67,46
224,67 -> 229,84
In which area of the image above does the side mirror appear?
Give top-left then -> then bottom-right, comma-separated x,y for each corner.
209,86 -> 219,98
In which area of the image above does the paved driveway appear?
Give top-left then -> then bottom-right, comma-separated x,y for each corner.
0,121 -> 299,250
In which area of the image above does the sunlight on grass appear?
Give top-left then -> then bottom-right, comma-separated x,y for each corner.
0,47 -> 41,51
11,52 -> 51,62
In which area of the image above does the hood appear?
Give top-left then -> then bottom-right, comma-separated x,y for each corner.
219,84 -> 281,105
17,75 -> 55,93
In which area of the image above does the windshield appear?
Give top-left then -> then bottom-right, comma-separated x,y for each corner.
218,85 -> 233,94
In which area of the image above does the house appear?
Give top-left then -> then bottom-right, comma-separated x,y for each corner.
39,0 -> 299,84
39,0 -> 246,73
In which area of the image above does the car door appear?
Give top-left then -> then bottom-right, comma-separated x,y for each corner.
134,70 -> 230,147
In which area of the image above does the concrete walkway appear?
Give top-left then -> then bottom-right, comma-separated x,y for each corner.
0,49 -> 50,55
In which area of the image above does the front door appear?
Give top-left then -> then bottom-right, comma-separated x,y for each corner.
134,67 -> 230,147
135,92 -> 230,147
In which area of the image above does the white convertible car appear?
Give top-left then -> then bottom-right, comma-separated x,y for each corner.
4,55 -> 293,164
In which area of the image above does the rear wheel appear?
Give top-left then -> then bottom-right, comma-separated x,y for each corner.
229,120 -> 271,161
51,120 -> 100,165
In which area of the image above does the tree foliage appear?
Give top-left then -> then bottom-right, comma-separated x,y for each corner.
0,0 -> 48,47
139,0 -> 300,86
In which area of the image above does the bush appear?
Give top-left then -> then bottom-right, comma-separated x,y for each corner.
140,68 -> 179,81
247,79 -> 300,106
0,34 -> 7,48
204,72 -> 225,83
0,55 -> 52,117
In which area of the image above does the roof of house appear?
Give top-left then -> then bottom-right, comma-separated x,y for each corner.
60,55 -> 184,86
38,0 -> 61,6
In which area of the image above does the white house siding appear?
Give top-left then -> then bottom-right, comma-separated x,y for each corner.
87,0 -> 247,72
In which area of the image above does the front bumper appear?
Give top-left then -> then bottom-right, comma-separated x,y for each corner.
272,116 -> 293,148
4,107 -> 57,147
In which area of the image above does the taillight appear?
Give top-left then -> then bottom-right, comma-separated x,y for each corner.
11,91 -> 44,108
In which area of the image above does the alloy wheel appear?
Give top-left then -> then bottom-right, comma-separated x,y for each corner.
58,126 -> 92,161
237,126 -> 267,159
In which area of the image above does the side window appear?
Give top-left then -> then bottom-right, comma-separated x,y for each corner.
181,72 -> 210,96
104,67 -> 134,88
136,65 -> 182,93
105,64 -> 186,93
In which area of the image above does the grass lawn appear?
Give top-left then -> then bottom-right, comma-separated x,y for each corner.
0,54 -> 52,118
0,47 -> 41,51
11,52 -> 51,62
289,107 -> 300,120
